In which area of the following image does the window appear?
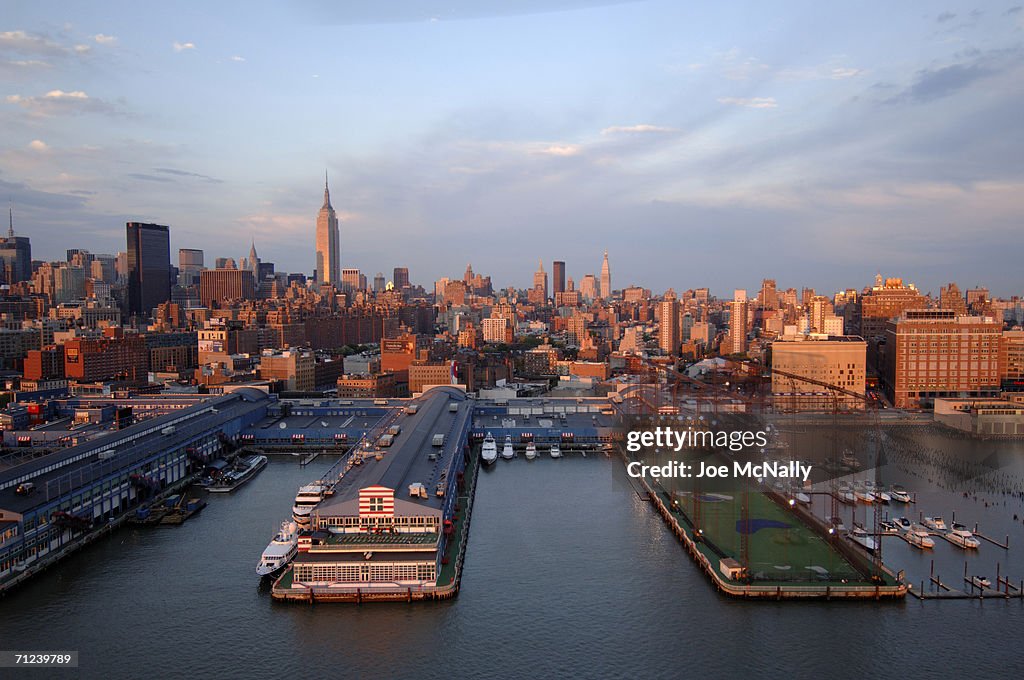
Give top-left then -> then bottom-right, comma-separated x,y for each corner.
368,497 -> 385,512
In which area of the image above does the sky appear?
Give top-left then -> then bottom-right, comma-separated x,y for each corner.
2,1 -> 1023,298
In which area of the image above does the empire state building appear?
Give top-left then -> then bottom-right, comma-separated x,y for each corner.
315,173 -> 341,285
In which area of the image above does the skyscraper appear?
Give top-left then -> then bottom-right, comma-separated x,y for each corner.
659,292 -> 680,355
728,289 -> 748,355
600,250 -> 611,299
0,205 -> 32,285
315,173 -> 341,285
126,222 -> 171,318
393,267 -> 410,290
552,260 -> 566,295
532,260 -> 548,300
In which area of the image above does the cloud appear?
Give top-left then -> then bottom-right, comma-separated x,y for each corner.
153,167 -> 224,184
536,144 -> 581,157
229,55 -> 245,62
73,44 -> 91,54
717,96 -> 778,109
936,12 -> 956,23
28,139 -> 49,151
126,173 -> 174,183
0,30 -> 69,57
890,63 -> 993,104
6,89 -> 122,117
172,41 -> 196,52
93,34 -> 117,45
601,124 -> 678,135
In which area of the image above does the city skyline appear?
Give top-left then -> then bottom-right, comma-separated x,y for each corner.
2,1 -> 1023,294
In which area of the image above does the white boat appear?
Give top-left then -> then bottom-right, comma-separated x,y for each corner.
481,433 -> 498,464
970,575 -> 991,589
829,516 -> 847,533
207,454 -> 268,493
947,523 -> 981,549
525,442 -> 537,460
889,485 -> 913,503
256,521 -> 299,577
876,491 -> 892,503
794,492 -> 811,505
906,525 -> 935,549
894,517 -> 912,531
501,435 -> 514,460
836,483 -> 856,505
854,486 -> 876,504
922,516 -> 947,531
848,524 -> 878,552
879,520 -> 899,534
841,450 -> 861,470
291,484 -> 328,528
549,443 -> 562,458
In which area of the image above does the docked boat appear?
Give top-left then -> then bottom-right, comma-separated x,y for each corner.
906,525 -> 935,549
549,443 -> 562,458
836,483 -> 856,505
207,454 -> 268,493
481,433 -> 498,465
840,450 -> 861,470
159,496 -> 206,525
292,484 -> 328,528
947,523 -> 981,549
894,517 -> 913,531
970,575 -> 991,589
848,524 -> 878,553
525,441 -> 537,460
922,516 -> 947,531
501,435 -> 514,460
829,516 -> 847,533
889,485 -> 913,503
854,485 -> 876,504
256,521 -> 299,577
794,492 -> 811,506
876,490 -> 892,504
879,519 -> 899,534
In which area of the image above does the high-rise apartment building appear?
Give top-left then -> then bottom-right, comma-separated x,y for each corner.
315,175 -> 341,285
728,290 -> 748,355
126,222 -> 171,318
857,276 -> 927,339
200,269 -> 256,307
659,293 -> 680,355
532,260 -> 548,301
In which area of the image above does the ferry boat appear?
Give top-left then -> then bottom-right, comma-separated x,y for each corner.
525,441 -> 537,460
906,525 -> 935,549
947,523 -> 981,549
480,433 -> 498,465
549,443 -> 562,459
207,454 -> 268,493
292,484 -> 328,528
501,435 -> 515,460
256,521 -> 299,577
889,486 -> 913,503
848,524 -> 878,553
922,516 -> 947,531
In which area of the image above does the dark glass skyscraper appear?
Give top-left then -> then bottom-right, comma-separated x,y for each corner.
552,260 -> 566,295
126,222 -> 171,318
0,206 -> 32,284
